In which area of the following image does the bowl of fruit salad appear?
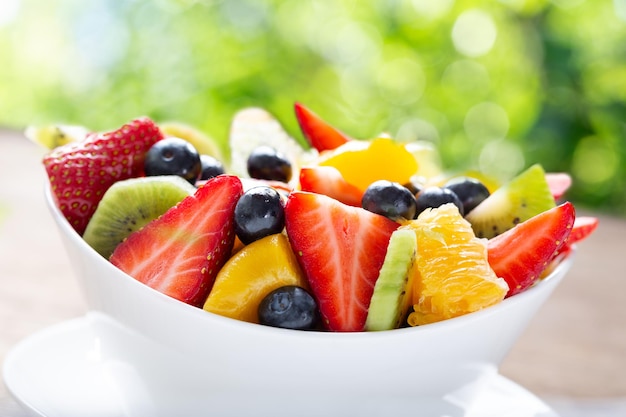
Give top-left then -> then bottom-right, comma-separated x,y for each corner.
36,104 -> 596,415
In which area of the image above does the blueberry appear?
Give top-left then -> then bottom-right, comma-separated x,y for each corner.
362,180 -> 417,220
234,186 -> 285,244
414,186 -> 464,218
199,154 -> 225,181
247,146 -> 292,183
144,137 -> 201,184
258,286 -> 319,330
443,177 -> 490,215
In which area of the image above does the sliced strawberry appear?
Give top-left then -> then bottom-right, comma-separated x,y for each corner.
294,102 -> 351,152
284,191 -> 399,331
197,177 -> 293,197
43,117 -> 164,234
299,166 -> 364,207
240,178 -> 294,195
545,172 -> 572,201
487,202 -> 576,297
560,216 -> 599,253
110,175 -> 243,307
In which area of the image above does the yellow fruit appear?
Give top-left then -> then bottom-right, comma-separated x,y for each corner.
404,141 -> 443,179
457,169 -> 501,194
318,137 -> 418,192
427,170 -> 500,193
403,204 -> 508,326
160,122 -> 224,162
203,233 -> 308,323
24,124 -> 89,150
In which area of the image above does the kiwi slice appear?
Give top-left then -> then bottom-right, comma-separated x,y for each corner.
83,176 -> 195,259
365,228 -> 418,331
465,164 -> 556,239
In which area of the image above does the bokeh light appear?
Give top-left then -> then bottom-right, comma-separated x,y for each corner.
572,136 -> 620,193
464,102 -> 510,145
411,0 -> 454,20
479,139 -> 525,182
452,9 -> 498,57
441,60 -> 491,98
377,57 -> 425,106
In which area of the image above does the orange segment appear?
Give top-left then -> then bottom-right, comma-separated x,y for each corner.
203,233 -> 308,323
403,204 -> 508,326
318,138 -> 418,192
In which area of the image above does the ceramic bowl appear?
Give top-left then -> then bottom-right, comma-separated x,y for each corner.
44,182 -> 574,416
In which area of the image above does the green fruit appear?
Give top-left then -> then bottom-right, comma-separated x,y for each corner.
83,176 -> 195,259
365,228 -> 417,331
24,124 -> 89,150
160,122 -> 225,162
465,164 -> 556,239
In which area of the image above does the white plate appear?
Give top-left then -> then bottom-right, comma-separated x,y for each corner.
3,314 -> 559,417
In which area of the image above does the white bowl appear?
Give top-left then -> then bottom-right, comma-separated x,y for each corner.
44,182 -> 574,415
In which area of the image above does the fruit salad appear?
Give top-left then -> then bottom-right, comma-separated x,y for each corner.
31,104 -> 599,332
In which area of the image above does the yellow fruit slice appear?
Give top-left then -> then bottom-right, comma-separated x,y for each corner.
404,141 -> 443,179
319,137 -> 418,192
456,169 -> 501,194
160,121 -> 224,162
403,204 -> 508,326
24,124 -> 89,150
426,170 -> 500,193
203,233 -> 308,323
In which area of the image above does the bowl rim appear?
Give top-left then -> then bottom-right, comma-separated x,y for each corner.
44,179 -> 575,340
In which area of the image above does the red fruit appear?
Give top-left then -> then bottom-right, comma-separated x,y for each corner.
197,177 -> 293,196
488,202 -> 576,297
294,102 -> 351,152
560,216 -> 599,253
284,191 -> 399,331
299,166 -> 364,207
241,178 -> 294,195
545,172 -> 572,200
43,117 -> 164,235
110,175 -> 243,307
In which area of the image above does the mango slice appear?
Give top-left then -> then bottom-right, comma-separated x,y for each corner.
203,233 -> 308,323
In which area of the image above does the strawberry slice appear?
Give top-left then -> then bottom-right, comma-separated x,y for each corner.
299,166 -> 364,207
284,191 -> 399,331
110,175 -> 243,307
487,202 -> 576,297
294,102 -> 351,152
43,117 -> 164,235
568,216 -> 599,245
559,215 -> 599,255
545,172 -> 572,201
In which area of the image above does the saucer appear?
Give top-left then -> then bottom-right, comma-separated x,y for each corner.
3,314 -> 559,417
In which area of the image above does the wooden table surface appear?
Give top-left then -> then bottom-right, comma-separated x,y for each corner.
1,129 -> 625,414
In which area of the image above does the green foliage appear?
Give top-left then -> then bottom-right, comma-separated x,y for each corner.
0,0 -> 624,215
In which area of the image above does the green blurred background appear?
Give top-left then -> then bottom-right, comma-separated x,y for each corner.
1,0 -> 625,215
